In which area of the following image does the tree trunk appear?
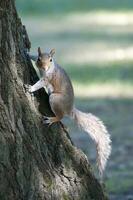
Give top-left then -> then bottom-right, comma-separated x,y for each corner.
0,0 -> 108,199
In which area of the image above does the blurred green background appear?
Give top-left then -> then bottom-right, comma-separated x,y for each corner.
16,1 -> 133,199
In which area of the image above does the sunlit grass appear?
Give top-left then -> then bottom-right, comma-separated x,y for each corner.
64,60 -> 133,98
22,11 -> 133,66
73,83 -> 133,98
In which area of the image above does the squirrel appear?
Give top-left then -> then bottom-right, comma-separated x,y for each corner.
25,47 -> 111,177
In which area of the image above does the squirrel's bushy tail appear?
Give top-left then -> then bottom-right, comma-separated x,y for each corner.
71,107 -> 111,177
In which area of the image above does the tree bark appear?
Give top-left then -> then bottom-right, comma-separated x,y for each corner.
0,0 -> 108,199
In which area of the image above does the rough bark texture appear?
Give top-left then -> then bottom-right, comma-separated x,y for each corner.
0,0 -> 108,199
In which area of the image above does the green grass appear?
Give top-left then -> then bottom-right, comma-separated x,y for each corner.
36,32 -> 133,46
66,61 -> 133,85
106,176 -> 133,194
16,0 -> 133,16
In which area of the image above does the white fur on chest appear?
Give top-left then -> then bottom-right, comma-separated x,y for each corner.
45,60 -> 56,77
44,60 -> 55,94
30,60 -> 56,94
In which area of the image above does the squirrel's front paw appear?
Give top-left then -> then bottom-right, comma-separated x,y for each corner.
23,84 -> 32,93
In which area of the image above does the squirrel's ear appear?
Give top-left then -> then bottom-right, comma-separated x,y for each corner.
50,49 -> 55,57
38,47 -> 42,56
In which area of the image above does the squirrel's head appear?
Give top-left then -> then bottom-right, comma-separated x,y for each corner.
36,47 -> 55,70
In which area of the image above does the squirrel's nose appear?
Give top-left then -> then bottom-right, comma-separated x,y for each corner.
37,57 -> 41,62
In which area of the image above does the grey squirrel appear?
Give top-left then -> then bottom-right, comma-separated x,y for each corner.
25,47 -> 111,177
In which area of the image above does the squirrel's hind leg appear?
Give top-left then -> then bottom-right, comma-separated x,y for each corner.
49,93 -> 65,118
43,93 -> 65,126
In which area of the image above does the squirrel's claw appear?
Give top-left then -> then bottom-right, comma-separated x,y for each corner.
43,119 -> 51,124
42,116 -> 53,126
43,116 -> 50,123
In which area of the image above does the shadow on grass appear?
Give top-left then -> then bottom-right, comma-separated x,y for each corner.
31,31 -> 133,46
65,61 -> 133,84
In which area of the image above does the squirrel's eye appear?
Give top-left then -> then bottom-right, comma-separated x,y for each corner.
50,58 -> 52,62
